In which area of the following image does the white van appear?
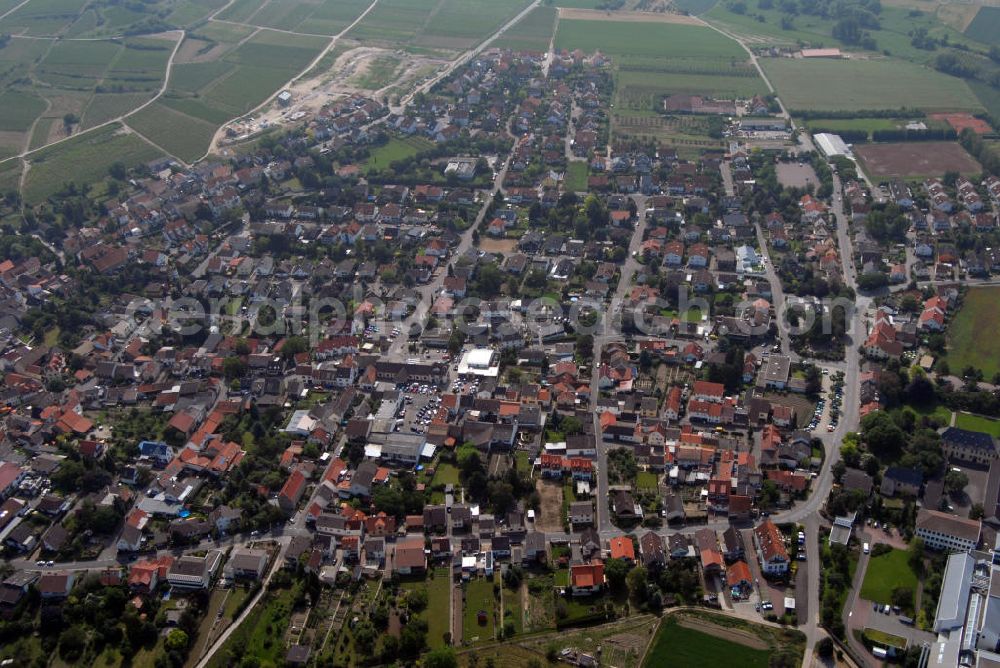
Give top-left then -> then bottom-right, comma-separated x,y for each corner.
863,542 -> 870,554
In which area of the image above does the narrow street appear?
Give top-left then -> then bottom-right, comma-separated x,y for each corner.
590,197 -> 649,533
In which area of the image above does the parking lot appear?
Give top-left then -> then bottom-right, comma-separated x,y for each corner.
399,385 -> 443,435
806,369 -> 843,433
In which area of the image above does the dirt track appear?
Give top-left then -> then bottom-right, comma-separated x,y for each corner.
557,8 -> 705,24
675,614 -> 770,650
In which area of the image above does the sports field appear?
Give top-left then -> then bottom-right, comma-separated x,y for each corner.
761,57 -> 984,112
860,548 -> 918,609
855,142 -> 981,179
946,287 -> 1000,382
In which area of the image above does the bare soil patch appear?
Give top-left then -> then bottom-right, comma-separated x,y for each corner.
557,8 -> 705,24
855,141 -> 982,178
675,614 -> 770,650
775,161 -> 818,188
479,238 -> 517,253
534,479 -> 564,532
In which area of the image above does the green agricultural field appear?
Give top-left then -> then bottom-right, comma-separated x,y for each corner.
126,101 -> 217,162
0,0 -> 89,35
674,0 -> 718,13
965,7 -> 1000,46
418,0 -> 532,48
970,81 -> 1000,123
761,57 -> 983,112
22,123 -> 162,203
0,91 -> 46,132
348,0 -> 439,44
0,161 -> 20,193
956,413 -> 1000,438
28,118 -> 55,150
860,548 -> 918,608
81,93 -> 155,129
555,19 -> 745,59
945,287 -> 1000,381
705,0 -> 979,62
644,615 -> 771,668
617,69 -> 763,102
170,60 -> 238,95
464,577 -> 497,644
494,5 -> 557,52
235,0 -> 372,35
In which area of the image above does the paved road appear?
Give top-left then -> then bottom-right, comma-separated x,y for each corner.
754,221 -> 797,362
386,131 -> 521,358
590,196 -> 650,533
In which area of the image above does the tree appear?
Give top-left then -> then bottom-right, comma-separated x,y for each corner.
223,356 -> 247,380
908,538 -> 925,578
165,629 -> 189,651
626,565 -> 648,603
945,469 -> 968,496
424,647 -> 458,668
604,558 -> 630,593
58,626 -> 87,662
109,161 -> 127,181
861,411 -> 906,459
817,637 -> 834,659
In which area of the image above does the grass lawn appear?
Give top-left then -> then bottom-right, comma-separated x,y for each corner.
206,585 -> 298,668
431,462 -> 460,487
907,402 -> 953,425
515,449 -> 531,473
863,627 -> 909,650
945,286 -> 1000,380
956,413 -> 1000,438
860,548 -> 918,608
644,615 -> 770,668
565,161 -> 587,192
365,136 -> 434,170
427,568 -> 452,649
636,471 -> 659,491
463,576 -> 497,644
502,583 -> 524,636
553,568 -> 569,588
761,57 -> 983,113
